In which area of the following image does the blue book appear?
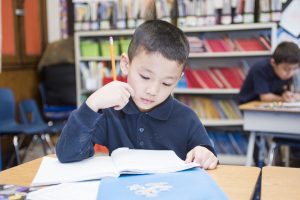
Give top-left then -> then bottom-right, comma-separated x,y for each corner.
97,168 -> 228,200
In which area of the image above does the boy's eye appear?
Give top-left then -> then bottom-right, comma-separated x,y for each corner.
140,74 -> 150,80
163,83 -> 172,87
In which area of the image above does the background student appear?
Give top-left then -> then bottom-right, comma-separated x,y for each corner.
239,41 -> 300,104
56,20 -> 218,170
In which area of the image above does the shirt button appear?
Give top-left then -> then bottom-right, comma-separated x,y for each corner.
139,141 -> 144,146
139,128 -> 144,133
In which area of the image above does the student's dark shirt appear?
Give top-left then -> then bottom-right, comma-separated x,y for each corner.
56,96 -> 215,163
239,59 -> 290,104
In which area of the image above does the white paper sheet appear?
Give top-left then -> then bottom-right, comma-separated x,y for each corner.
27,181 -> 100,200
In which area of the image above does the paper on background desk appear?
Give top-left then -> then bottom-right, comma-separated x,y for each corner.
258,101 -> 300,109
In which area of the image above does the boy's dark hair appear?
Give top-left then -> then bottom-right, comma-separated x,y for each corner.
272,41 -> 300,64
128,20 -> 190,66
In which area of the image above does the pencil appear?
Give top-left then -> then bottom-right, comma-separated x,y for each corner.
109,36 -> 117,81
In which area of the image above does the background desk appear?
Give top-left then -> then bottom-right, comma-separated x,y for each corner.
239,101 -> 300,166
261,166 -> 300,200
0,157 -> 260,200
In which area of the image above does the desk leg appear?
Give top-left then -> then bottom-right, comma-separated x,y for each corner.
258,135 -> 267,168
246,132 -> 256,166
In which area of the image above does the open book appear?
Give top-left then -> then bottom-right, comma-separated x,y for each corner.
31,148 -> 199,186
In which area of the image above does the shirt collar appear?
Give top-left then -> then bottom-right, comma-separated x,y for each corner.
122,96 -> 174,120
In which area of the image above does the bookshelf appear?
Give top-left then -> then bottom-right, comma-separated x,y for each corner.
174,23 -> 277,165
74,29 -> 134,105
74,23 -> 276,165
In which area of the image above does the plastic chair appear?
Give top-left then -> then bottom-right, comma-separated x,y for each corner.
0,88 -> 51,169
38,83 -> 75,133
38,83 -> 76,121
0,88 -> 24,169
19,99 -> 56,156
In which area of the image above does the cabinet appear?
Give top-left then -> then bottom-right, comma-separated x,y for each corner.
1,0 -> 47,68
74,23 -> 277,165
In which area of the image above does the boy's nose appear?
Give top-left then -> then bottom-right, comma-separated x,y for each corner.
146,84 -> 159,96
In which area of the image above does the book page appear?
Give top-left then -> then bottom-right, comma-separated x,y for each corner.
111,148 -> 199,174
31,156 -> 119,187
27,181 -> 100,200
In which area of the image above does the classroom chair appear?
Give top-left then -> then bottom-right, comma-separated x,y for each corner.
19,99 -> 57,156
38,83 -> 75,131
0,88 -> 24,169
0,88 -> 52,168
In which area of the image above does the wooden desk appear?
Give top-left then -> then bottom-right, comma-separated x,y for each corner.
239,101 -> 300,166
0,157 -> 260,200
261,166 -> 300,200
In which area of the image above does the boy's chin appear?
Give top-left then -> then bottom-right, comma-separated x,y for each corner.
136,104 -> 154,112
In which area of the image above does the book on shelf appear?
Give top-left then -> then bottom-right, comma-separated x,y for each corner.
31,148 -> 199,187
259,0 -> 271,23
234,38 -> 267,51
232,133 -> 248,155
203,39 -> 231,52
211,68 -> 232,88
270,0 -> 282,22
228,133 -> 244,155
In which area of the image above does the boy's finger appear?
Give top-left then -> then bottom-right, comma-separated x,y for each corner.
122,83 -> 135,97
208,159 -> 218,170
185,151 -> 194,163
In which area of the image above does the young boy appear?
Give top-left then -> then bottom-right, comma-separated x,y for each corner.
239,41 -> 300,104
56,20 -> 218,170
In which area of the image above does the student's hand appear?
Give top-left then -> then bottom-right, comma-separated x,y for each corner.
86,81 -> 134,112
185,146 -> 218,170
282,91 -> 296,102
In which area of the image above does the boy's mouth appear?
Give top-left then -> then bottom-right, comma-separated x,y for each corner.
140,97 -> 154,104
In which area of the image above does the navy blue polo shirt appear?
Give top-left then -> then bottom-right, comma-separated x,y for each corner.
56,96 -> 215,163
239,59 -> 290,104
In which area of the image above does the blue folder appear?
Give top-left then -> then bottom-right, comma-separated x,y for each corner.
97,168 -> 228,200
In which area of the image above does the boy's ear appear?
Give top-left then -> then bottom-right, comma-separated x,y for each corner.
270,58 -> 276,67
120,53 -> 130,76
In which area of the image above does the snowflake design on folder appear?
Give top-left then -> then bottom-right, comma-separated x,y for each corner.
128,182 -> 173,198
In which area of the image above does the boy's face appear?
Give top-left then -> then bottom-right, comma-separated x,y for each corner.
121,50 -> 183,112
271,59 -> 299,80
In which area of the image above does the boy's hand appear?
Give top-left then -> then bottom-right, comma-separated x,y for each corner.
282,91 -> 296,102
86,81 -> 134,112
185,146 -> 218,170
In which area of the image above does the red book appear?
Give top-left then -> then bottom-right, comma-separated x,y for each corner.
219,68 -> 241,88
211,68 -> 232,88
191,70 -> 209,88
185,68 -> 201,88
235,38 -> 267,51
204,39 -> 231,52
207,69 -> 225,88
259,35 -> 271,50
230,67 -> 244,87
195,69 -> 219,88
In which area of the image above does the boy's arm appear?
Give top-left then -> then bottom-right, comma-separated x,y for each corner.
56,103 -> 105,163
294,92 -> 300,101
260,93 -> 284,102
56,81 -> 134,163
185,113 -> 218,169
